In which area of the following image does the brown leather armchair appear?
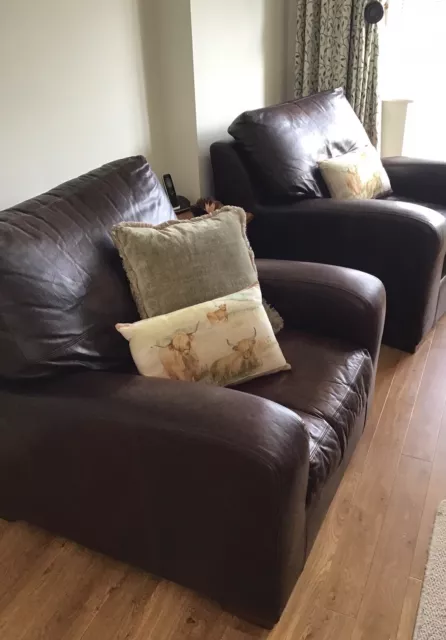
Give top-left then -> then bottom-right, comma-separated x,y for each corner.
0,156 -> 385,627
210,88 -> 446,353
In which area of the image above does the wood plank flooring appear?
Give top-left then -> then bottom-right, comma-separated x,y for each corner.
2,317 -> 446,639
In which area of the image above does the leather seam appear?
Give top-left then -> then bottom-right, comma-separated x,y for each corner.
329,352 -> 367,425
306,420 -> 333,462
5,156 -> 143,219
293,351 -> 370,458
30,326 -> 98,364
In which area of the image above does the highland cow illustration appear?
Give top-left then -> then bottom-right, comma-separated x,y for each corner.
206,304 -> 228,325
345,166 -> 363,197
155,323 -> 201,381
210,327 -> 261,382
345,163 -> 383,199
365,171 -> 383,198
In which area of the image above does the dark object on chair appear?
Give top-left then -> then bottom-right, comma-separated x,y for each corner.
0,156 -> 385,627
191,197 -> 224,217
210,88 -> 446,353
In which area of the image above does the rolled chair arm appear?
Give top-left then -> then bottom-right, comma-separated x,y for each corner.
382,156 -> 446,206
257,259 -> 385,365
250,198 -> 446,351
0,372 -> 309,626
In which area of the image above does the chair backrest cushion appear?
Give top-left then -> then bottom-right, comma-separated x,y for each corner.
228,88 -> 371,200
0,156 -> 175,380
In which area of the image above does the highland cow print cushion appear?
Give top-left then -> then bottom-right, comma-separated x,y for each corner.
116,284 -> 290,387
319,147 -> 391,200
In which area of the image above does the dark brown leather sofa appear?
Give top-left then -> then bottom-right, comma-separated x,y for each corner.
0,156 -> 385,627
210,88 -> 446,353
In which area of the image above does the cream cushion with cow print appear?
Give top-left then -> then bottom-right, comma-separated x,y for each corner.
116,284 -> 290,387
318,146 -> 391,200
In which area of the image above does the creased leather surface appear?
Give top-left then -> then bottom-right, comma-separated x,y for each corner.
0,156 -> 175,379
238,329 -> 372,502
228,88 -> 370,199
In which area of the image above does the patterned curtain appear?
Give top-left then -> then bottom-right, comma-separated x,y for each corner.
294,0 -> 380,145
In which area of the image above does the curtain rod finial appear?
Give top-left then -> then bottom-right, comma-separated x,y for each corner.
365,1 -> 385,24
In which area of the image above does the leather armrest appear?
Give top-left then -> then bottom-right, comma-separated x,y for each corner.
251,198 -> 446,352
252,198 -> 445,279
257,259 -> 385,364
382,156 -> 446,206
255,197 -> 446,239
0,372 -> 309,626
251,198 -> 446,351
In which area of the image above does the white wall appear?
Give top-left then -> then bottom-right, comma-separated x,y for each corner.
381,100 -> 411,157
152,0 -> 201,200
0,0 -> 153,209
0,0 -> 291,208
190,0 -> 289,195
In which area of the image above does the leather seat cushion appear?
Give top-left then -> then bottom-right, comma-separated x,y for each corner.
237,329 -> 373,502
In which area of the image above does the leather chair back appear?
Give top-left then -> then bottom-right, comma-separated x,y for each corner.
228,88 -> 371,200
0,156 -> 174,380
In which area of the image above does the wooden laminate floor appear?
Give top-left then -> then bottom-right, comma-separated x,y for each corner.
2,317 -> 446,639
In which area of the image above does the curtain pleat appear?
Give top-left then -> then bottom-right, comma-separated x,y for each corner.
294,0 -> 380,145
